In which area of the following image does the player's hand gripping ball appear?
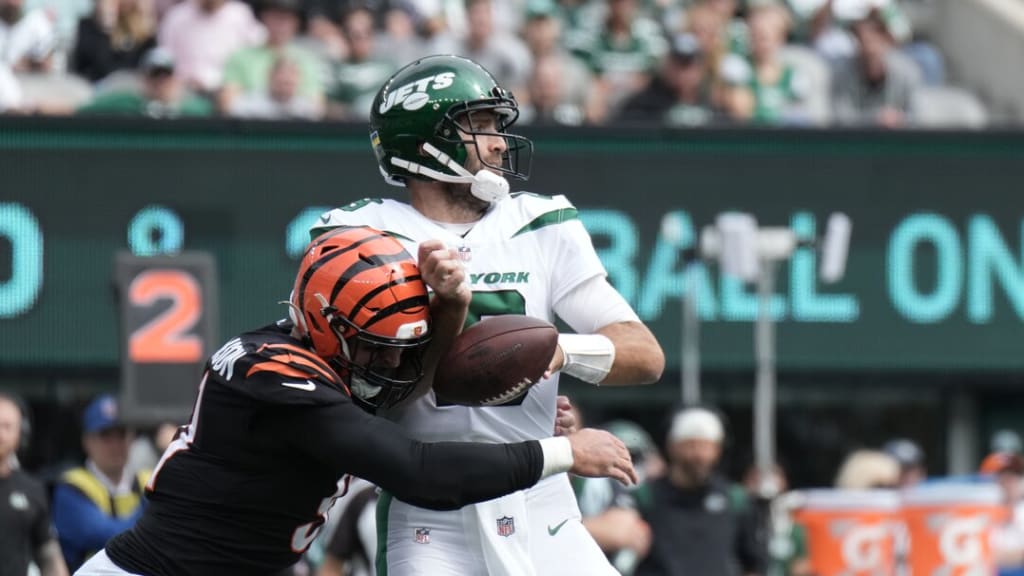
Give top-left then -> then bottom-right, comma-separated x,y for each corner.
434,316 -> 558,406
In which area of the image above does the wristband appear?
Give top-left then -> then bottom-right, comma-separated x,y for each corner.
557,333 -> 615,384
538,436 -> 574,479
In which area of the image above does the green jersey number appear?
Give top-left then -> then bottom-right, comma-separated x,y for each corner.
465,290 -> 527,325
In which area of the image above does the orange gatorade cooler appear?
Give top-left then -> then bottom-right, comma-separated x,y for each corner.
901,483 -> 1003,576
795,489 -> 901,576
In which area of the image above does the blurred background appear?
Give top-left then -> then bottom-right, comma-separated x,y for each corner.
2,0 -> 1024,574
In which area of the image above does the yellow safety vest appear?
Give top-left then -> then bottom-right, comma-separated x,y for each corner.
60,467 -> 151,518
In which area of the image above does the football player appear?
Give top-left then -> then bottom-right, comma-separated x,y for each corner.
312,55 -> 665,576
74,226 -> 636,576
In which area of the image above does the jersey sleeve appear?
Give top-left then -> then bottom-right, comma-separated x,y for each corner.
309,198 -> 388,240
206,332 -> 350,407
275,402 -> 544,510
523,193 -> 607,305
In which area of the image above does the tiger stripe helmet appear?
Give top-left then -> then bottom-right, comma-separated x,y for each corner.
292,226 -> 431,409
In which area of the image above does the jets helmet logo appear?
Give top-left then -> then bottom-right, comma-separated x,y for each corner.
379,72 -> 456,114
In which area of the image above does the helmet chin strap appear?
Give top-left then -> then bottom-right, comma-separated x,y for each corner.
390,142 -> 510,204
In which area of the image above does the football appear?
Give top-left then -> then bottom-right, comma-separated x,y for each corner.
433,315 -> 559,407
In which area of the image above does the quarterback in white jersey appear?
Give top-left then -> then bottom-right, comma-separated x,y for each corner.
312,55 -> 664,576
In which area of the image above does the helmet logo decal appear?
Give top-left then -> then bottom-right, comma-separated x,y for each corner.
379,72 -> 456,114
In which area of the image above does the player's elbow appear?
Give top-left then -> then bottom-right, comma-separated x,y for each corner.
642,345 -> 666,383
627,336 -> 664,384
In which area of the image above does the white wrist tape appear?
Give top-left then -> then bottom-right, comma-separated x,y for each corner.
539,436 -> 574,479
558,333 -> 615,384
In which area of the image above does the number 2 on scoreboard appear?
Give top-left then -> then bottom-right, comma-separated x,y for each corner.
129,269 -> 203,363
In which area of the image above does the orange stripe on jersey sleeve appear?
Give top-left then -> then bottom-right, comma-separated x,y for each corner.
259,343 -> 342,385
246,362 -> 316,380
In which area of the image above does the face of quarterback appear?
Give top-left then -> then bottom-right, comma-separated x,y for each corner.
439,110 -> 509,210
459,110 -> 508,173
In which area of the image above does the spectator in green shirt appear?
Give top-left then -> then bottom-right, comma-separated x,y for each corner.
570,0 -> 667,121
77,47 -> 213,117
218,0 -> 324,115
324,6 -> 396,120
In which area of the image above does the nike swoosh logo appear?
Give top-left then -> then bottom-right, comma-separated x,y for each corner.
281,380 -> 316,391
547,519 -> 569,536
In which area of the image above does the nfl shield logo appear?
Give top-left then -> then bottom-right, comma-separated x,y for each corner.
414,527 -> 431,544
456,245 -> 472,263
496,516 -> 515,537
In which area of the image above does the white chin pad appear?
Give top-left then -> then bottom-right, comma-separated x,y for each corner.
470,170 -> 509,204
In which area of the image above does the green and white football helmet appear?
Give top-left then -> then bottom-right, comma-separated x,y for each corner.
369,55 -> 532,203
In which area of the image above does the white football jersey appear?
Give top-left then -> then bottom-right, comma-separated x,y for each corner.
312,193 -> 607,443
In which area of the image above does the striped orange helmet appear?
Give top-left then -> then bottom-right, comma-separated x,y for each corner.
292,226 -> 431,409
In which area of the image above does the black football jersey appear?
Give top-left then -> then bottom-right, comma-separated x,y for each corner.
106,321 -> 544,576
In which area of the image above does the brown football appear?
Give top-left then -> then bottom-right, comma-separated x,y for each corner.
433,315 -> 559,407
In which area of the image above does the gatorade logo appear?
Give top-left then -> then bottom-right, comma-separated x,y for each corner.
938,516 -> 987,566
839,524 -> 889,571
379,72 -> 456,113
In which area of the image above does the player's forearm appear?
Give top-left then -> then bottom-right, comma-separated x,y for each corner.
384,440 -> 543,510
288,403 -> 544,510
596,322 -> 664,385
36,540 -> 70,576
412,296 -> 468,402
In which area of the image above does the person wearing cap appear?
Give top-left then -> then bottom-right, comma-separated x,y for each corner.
323,6 -> 395,120
617,32 -> 713,126
574,419 -> 663,576
882,438 -> 926,487
980,452 -> 1024,572
830,7 -> 921,127
76,46 -> 214,117
219,0 -> 324,115
635,407 -> 765,576
51,394 -> 150,571
992,430 -> 1024,456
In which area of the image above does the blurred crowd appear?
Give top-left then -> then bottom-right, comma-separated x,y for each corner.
0,0 -> 989,126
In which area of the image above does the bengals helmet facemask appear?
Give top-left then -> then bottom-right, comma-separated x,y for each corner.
292,226 -> 431,410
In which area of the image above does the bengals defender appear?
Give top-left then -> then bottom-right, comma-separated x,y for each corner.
76,226 -> 636,576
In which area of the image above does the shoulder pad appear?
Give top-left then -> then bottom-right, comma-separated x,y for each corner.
310,198 -> 389,239
505,192 -> 579,238
208,328 -> 350,406
246,339 -> 346,391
